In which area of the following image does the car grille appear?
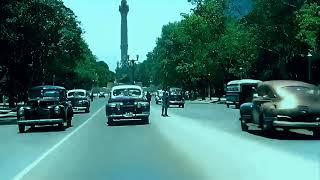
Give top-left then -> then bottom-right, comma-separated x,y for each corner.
39,101 -> 56,108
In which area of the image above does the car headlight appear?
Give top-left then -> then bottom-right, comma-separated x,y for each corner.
18,107 -> 24,116
54,106 -> 61,114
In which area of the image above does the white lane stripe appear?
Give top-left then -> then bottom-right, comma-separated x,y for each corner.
13,106 -> 105,180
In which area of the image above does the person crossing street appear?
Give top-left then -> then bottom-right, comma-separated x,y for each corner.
161,89 -> 169,117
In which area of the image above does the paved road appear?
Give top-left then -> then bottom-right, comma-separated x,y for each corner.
165,101 -> 320,162
0,99 -> 203,180
0,98 -> 319,180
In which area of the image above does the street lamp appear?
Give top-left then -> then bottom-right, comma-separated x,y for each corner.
239,67 -> 243,79
308,52 -> 312,83
208,73 -> 211,100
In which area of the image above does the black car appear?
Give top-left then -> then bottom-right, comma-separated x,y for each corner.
106,85 -> 150,125
99,92 -> 106,98
169,88 -> 185,108
67,89 -> 90,113
17,86 -> 73,133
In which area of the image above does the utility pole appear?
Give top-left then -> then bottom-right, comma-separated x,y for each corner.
128,55 -> 139,85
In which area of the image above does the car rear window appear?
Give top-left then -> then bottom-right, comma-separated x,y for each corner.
113,88 -> 142,97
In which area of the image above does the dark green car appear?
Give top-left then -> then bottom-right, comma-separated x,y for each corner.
17,86 -> 74,133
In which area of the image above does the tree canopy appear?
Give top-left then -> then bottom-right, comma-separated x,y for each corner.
135,0 -> 320,95
0,0 -> 114,106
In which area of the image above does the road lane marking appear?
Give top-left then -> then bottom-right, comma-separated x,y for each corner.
13,106 -> 105,180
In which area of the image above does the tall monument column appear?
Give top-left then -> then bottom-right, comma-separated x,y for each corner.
119,0 -> 129,67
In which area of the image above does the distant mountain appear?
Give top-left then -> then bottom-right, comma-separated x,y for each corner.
227,0 -> 252,18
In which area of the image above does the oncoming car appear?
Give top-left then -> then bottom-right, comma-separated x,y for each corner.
17,86 -> 73,133
67,89 -> 90,113
106,85 -> 150,125
239,80 -> 320,136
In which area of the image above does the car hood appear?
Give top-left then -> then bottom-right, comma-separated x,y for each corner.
277,94 -> 320,112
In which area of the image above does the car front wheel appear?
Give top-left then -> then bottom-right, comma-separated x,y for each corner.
313,129 -> 320,137
107,118 -> 114,126
142,117 -> 149,124
241,119 -> 248,132
19,125 -> 25,133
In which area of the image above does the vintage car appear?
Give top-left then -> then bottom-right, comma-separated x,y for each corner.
169,88 -> 185,108
155,90 -> 164,104
17,86 -> 73,133
106,85 -> 150,125
226,79 -> 262,109
239,80 -> 320,136
67,89 -> 90,113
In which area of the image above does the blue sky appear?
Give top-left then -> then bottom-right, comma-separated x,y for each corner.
63,0 -> 192,71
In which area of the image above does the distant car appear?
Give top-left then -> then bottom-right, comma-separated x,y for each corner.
99,92 -> 106,98
67,89 -> 90,113
106,85 -> 150,125
226,79 -> 262,109
17,86 -> 73,133
169,88 -> 185,108
155,90 -> 164,105
240,80 -> 320,136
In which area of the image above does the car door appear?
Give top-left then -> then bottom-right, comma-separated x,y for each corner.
252,85 -> 276,124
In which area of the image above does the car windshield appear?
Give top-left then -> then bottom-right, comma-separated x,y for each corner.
279,86 -> 320,96
29,89 -> 60,99
68,91 -> 85,97
113,88 -> 142,97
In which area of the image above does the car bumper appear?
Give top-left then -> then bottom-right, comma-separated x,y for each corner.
108,113 -> 150,119
73,107 -> 88,111
17,118 -> 64,125
273,115 -> 320,128
169,101 -> 184,105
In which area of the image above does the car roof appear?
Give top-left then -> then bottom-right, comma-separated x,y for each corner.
227,79 -> 262,85
261,80 -> 316,89
112,85 -> 142,91
67,89 -> 86,93
30,85 -> 66,91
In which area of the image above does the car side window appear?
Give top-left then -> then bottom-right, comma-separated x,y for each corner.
257,86 -> 275,99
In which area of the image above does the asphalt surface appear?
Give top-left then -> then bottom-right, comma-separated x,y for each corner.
0,98 -> 319,180
167,101 -> 320,163
0,98 -> 203,180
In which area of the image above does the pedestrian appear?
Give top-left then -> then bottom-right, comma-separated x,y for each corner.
90,92 -> 94,102
161,89 -> 169,117
146,91 -> 151,102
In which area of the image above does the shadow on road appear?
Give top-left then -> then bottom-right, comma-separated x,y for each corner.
108,120 -> 149,127
0,118 -> 17,125
26,125 -> 66,133
247,130 -> 320,140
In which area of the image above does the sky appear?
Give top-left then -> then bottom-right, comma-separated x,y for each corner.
63,0 -> 193,71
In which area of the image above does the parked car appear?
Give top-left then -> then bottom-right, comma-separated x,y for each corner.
169,87 -> 185,108
67,89 -> 90,113
17,85 -> 73,133
239,80 -> 320,136
106,85 -> 150,125
99,92 -> 106,98
226,79 -> 262,109
155,90 -> 164,104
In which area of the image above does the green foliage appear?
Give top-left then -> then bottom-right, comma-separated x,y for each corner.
0,0 -> 114,105
136,0 -> 320,93
296,2 -> 320,51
